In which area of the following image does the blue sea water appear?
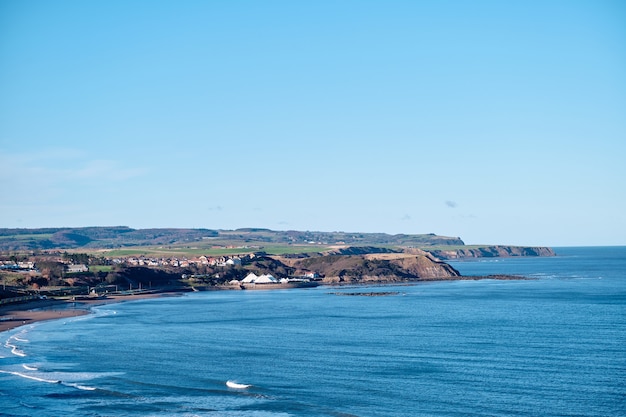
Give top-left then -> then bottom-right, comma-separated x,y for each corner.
1,246 -> 625,416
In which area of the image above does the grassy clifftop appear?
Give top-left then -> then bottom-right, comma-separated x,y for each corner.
0,227 -> 463,252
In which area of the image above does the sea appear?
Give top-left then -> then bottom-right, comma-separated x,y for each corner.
1,246 -> 625,416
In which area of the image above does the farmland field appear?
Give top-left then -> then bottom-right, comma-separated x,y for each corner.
100,243 -> 329,258
0,234 -> 53,241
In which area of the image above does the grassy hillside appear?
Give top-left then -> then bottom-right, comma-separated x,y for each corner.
0,227 -> 463,252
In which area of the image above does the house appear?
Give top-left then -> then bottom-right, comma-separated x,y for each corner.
66,264 -> 89,273
17,261 -> 35,270
225,257 -> 242,266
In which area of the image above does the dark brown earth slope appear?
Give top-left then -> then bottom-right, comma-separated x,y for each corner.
290,253 -> 460,284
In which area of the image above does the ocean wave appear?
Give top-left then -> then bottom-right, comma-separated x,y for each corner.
4,342 -> 26,357
12,336 -> 29,343
1,365 -> 120,391
64,382 -> 97,391
1,370 -> 99,391
226,380 -> 251,389
0,370 -> 60,384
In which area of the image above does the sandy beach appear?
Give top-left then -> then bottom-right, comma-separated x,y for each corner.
0,293 -> 178,333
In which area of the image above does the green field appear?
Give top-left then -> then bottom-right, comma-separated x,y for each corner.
89,265 -> 113,272
101,243 -> 330,258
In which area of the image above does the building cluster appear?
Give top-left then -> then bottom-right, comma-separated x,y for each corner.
0,260 -> 90,274
231,272 -> 319,286
66,264 -> 89,273
112,254 -> 249,268
0,261 -> 35,270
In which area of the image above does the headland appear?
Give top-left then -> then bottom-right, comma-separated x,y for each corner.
1,227 -> 555,333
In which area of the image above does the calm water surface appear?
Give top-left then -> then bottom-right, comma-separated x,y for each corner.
1,246 -> 625,416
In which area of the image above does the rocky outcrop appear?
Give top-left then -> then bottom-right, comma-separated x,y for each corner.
324,246 -> 401,256
427,246 -> 555,260
292,253 -> 461,284
393,253 -> 461,279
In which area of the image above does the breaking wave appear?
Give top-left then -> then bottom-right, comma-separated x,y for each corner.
4,341 -> 26,357
64,382 -> 97,391
226,380 -> 251,389
12,336 -> 29,343
0,370 -> 99,391
0,370 -> 60,384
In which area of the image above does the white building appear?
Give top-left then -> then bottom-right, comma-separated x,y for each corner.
241,273 -> 278,284
255,274 -> 277,284
66,264 -> 89,273
242,272 -> 258,283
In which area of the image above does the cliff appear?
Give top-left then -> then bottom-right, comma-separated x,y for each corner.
426,245 -> 556,260
288,252 -> 461,284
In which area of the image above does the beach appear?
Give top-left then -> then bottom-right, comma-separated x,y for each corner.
0,293 -> 174,333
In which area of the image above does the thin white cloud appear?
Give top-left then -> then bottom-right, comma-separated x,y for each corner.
74,159 -> 147,181
0,149 -> 147,185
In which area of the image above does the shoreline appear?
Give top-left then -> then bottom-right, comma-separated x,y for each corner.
0,275 -> 525,334
0,292 -> 181,334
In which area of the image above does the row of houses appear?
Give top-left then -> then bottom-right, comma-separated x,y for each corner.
0,261 -> 35,270
0,261 -> 88,274
116,255 -> 248,268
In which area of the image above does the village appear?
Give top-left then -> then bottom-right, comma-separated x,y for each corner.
117,254 -> 246,268
0,251 -> 322,294
1,253 -> 257,273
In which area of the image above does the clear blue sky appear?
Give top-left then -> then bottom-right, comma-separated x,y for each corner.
1,0 -> 624,246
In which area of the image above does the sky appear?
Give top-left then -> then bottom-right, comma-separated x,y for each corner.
1,0 -> 625,246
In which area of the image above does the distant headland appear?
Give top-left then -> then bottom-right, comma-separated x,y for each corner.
0,227 -> 554,305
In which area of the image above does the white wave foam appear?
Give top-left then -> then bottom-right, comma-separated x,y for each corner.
12,336 -> 29,343
0,370 -> 60,384
226,380 -> 251,389
65,382 -> 97,391
22,364 -> 38,371
7,344 -> 26,357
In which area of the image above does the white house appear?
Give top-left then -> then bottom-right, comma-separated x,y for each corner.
66,264 -> 89,273
225,257 -> 242,266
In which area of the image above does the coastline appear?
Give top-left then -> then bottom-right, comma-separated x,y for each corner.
0,292 -> 180,334
0,274 -> 525,334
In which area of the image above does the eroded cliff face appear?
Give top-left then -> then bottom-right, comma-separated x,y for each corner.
394,254 -> 461,279
428,246 -> 555,260
291,253 -> 461,284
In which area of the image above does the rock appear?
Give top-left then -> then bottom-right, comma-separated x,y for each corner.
427,246 -> 556,260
